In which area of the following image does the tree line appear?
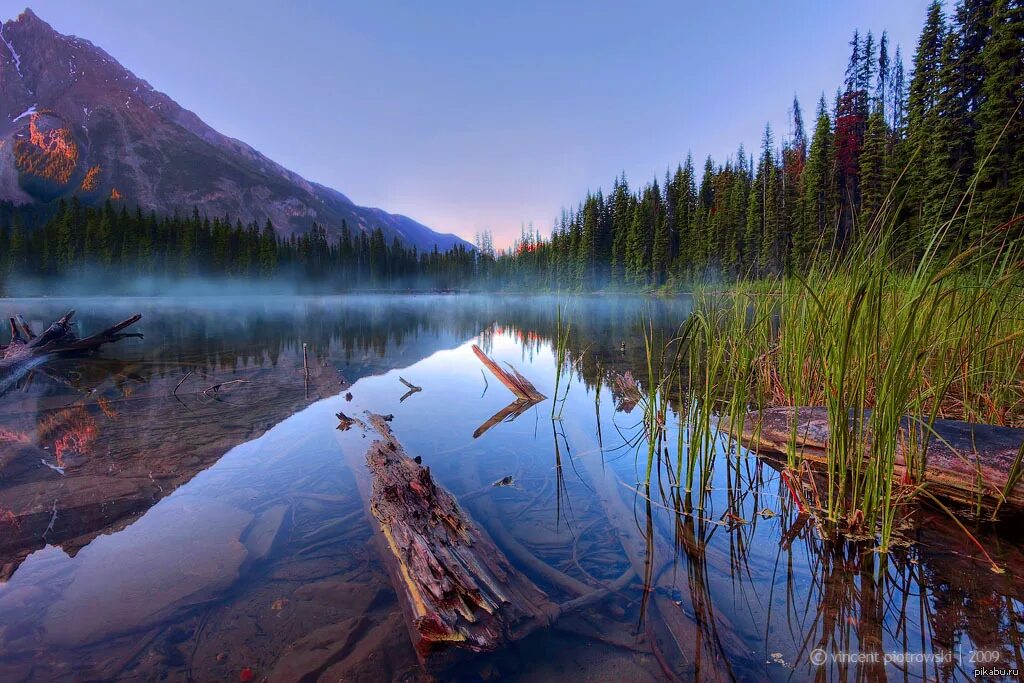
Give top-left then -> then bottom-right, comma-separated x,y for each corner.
1,0 -> 1021,294
481,0 -> 1023,290
0,199 -> 477,292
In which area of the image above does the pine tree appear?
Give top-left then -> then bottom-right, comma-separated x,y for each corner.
673,154 -> 698,278
846,30 -> 862,94
609,175 -> 631,286
781,97 -> 807,271
877,32 -> 890,106
651,188 -> 671,286
974,0 -> 1024,230
626,200 -> 650,285
7,215 -> 26,274
926,28 -> 969,226
905,1 -> 948,246
889,46 -> 908,133
260,220 -> 278,277
859,107 -> 888,229
859,31 -> 877,102
797,96 -> 836,269
953,0 -> 997,185
577,194 -> 602,288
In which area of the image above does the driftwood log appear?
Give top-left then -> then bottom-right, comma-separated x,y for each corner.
335,412 -> 637,673
338,413 -> 559,671
1,310 -> 142,393
735,407 -> 1024,511
471,344 -> 545,402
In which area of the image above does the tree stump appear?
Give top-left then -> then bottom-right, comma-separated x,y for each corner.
1,310 -> 142,393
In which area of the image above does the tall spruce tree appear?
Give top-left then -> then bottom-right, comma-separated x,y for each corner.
906,1 -> 948,246
974,0 -> 1024,230
797,96 -> 836,268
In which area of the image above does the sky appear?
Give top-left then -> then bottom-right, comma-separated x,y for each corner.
2,1 -> 932,247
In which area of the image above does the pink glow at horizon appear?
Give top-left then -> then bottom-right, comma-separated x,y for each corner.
2,1 -> 930,249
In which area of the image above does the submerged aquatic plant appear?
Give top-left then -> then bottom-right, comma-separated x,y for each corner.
551,302 -> 573,419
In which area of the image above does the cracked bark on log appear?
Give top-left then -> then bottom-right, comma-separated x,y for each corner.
339,413 -> 558,671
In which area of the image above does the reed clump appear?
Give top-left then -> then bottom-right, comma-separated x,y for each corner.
620,213 -> 1023,550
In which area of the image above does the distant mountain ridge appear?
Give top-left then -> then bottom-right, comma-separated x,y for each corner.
0,9 -> 470,251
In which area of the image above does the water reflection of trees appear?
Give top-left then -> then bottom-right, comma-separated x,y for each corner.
612,446 -> 1024,681
6,296 -> 1021,680
3,296 -> 687,397
485,299 -> 1024,681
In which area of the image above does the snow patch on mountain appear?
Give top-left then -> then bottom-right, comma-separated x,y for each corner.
12,104 -> 36,121
0,23 -> 22,78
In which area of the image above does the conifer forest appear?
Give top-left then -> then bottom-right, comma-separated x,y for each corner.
3,0 -> 1021,293
3,2 -> 1024,681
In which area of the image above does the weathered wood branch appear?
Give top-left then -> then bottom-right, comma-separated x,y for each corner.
734,407 -> 1024,511
1,310 -> 143,393
472,344 -> 546,402
339,413 -> 558,670
398,376 -> 422,403
398,376 -> 422,392
336,412 -> 637,672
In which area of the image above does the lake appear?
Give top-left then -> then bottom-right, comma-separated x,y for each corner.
0,295 -> 1021,682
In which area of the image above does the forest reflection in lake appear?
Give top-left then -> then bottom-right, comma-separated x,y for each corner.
0,295 -> 1021,682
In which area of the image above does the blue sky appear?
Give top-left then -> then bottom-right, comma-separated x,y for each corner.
3,1 -> 931,246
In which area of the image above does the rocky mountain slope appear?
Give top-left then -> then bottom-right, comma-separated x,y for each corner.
0,9 -> 469,251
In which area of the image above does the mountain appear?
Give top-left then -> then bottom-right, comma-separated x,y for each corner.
0,9 -> 470,252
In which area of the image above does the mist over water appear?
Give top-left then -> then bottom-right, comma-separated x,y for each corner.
1,294 -> 1021,682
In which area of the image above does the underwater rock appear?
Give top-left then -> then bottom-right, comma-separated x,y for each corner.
41,496 -> 252,646
242,504 -> 289,564
267,616 -> 370,681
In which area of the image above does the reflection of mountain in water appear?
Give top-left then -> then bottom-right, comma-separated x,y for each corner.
0,295 -> 691,581
0,296 -> 490,579
2,295 -> 1023,681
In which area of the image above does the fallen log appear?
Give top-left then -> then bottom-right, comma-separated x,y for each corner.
1,310 -> 142,394
734,407 -> 1024,511
338,413 -> 558,671
335,412 -> 636,673
472,344 -> 545,402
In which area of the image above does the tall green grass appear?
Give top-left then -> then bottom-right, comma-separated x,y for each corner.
624,213 -> 1022,550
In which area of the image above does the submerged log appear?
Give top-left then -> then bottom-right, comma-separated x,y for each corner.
339,413 -> 559,671
1,310 -> 142,393
735,407 -> 1024,511
336,412 -> 638,673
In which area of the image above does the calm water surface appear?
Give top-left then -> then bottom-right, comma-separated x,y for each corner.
0,295 -> 1021,682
